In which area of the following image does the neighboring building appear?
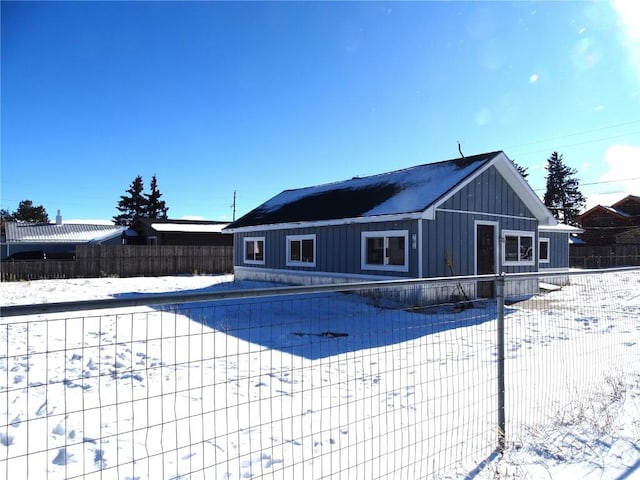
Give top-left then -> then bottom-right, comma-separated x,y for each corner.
128,218 -> 232,246
2,211 -> 125,260
616,226 -> 640,244
224,151 -> 576,301
577,195 -> 640,245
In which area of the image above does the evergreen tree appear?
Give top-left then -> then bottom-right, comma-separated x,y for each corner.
145,174 -> 169,219
1,208 -> 15,235
510,158 -> 529,179
113,175 -> 148,226
543,152 -> 586,225
1,208 -> 15,223
13,200 -> 49,223
1,201 -> 49,235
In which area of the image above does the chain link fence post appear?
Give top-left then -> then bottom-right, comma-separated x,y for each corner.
496,273 -> 506,452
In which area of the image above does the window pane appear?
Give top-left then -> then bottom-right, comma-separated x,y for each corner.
539,240 -> 549,261
301,239 -> 314,262
245,241 -> 254,260
505,236 -> 519,261
387,236 -> 405,265
254,240 -> 264,261
520,236 -> 533,260
366,237 -> 384,264
290,240 -> 301,261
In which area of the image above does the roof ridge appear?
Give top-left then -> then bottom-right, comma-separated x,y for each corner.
281,150 -> 502,194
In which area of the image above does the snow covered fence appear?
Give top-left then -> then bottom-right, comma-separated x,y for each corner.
1,268 -> 639,479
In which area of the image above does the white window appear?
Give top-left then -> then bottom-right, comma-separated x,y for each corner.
244,237 -> 265,264
361,230 -> 409,272
286,234 -> 316,267
539,238 -> 550,263
502,230 -> 535,266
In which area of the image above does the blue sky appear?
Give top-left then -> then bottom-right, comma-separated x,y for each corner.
2,1 -> 639,222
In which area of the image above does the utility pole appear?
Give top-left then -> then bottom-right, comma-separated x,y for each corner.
231,191 -> 236,222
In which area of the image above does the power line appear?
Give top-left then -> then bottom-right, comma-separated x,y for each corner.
580,177 -> 640,187
504,120 -> 640,151
532,177 -> 640,192
510,130 -> 640,159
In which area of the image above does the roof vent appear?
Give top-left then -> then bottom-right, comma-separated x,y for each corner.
56,210 -> 62,226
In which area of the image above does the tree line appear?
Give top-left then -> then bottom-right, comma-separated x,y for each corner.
2,153 -> 586,229
1,174 -> 169,231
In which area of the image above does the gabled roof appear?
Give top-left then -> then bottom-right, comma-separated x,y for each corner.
225,151 -> 557,232
578,204 -> 632,221
612,194 -> 640,210
5,222 -> 126,244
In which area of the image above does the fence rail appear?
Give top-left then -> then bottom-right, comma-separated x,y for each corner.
1,268 -> 639,479
1,245 -> 233,281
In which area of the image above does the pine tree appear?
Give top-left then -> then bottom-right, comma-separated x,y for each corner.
543,152 -> 586,225
510,158 -> 529,179
13,200 -> 49,223
113,175 -> 148,226
1,208 -> 15,235
145,174 -> 169,219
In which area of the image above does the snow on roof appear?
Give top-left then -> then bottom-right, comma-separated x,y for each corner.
539,223 -> 584,233
150,223 -> 228,233
5,222 -> 125,243
64,219 -> 116,225
227,152 -> 502,230
569,235 -> 586,245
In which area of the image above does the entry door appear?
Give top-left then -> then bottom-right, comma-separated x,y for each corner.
476,223 -> 496,297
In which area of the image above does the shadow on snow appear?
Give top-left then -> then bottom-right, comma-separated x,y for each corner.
117,279 -> 504,361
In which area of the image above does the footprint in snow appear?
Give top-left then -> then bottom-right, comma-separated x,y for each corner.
36,401 -> 53,416
86,359 -> 98,371
52,447 -> 73,465
261,453 -> 283,469
94,449 -> 107,469
0,432 -> 14,446
10,415 -> 22,427
51,423 -> 65,436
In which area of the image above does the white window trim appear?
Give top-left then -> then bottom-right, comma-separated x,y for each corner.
538,237 -> 550,264
286,234 -> 316,267
502,229 -> 535,266
361,230 -> 409,273
244,236 -> 265,265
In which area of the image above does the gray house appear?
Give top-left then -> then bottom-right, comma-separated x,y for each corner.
224,151 -> 577,300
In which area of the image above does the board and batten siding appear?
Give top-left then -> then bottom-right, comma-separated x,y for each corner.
234,219 -> 419,278
539,231 -> 569,269
439,165 -> 533,218
423,165 -> 539,277
422,211 -> 538,277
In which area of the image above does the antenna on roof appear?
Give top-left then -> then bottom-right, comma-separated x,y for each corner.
458,141 -> 464,158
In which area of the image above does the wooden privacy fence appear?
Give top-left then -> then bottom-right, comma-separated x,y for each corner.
570,243 -> 640,269
1,245 -> 234,281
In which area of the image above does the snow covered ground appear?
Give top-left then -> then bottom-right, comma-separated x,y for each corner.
1,271 -> 639,479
